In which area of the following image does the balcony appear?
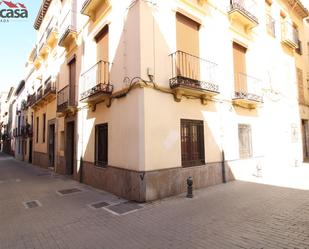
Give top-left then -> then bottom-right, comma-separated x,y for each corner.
81,0 -> 110,21
228,0 -> 258,31
33,50 -> 43,69
28,46 -> 37,63
43,80 -> 56,97
46,26 -> 58,47
57,85 -> 77,114
21,124 -> 33,138
80,60 -> 113,104
232,73 -> 263,109
281,21 -> 298,49
169,51 -> 219,104
58,11 -> 77,49
21,100 -> 27,111
27,94 -> 36,107
36,87 -> 43,102
31,82 -> 56,108
38,42 -> 49,58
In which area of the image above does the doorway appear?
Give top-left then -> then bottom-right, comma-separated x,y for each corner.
48,124 -> 55,168
68,58 -> 76,107
66,121 -> 75,175
29,139 -> 32,163
302,120 -> 309,161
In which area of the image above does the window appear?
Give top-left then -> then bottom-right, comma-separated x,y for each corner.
297,68 -> 305,104
238,124 -> 252,159
265,1 -> 275,37
68,58 -> 76,106
36,117 -> 39,143
95,123 -> 108,166
43,113 -> 46,143
95,25 -> 109,83
95,25 -> 109,62
233,42 -> 247,93
181,119 -> 205,167
176,12 -> 200,56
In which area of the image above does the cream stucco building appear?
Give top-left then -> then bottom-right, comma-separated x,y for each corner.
3,0 -> 309,202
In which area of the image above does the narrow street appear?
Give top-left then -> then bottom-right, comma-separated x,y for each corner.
1,153 -> 309,249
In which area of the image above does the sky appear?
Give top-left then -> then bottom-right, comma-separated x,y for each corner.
0,0 -> 41,93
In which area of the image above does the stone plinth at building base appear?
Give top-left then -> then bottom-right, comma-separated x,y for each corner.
81,161 -> 235,202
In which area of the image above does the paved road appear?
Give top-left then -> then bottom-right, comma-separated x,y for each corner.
1,153 -> 309,249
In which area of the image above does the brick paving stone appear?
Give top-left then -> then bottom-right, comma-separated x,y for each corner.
2,153 -> 309,248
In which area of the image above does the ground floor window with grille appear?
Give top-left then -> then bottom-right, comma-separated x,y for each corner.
95,123 -> 108,167
238,124 -> 252,159
181,119 -> 205,167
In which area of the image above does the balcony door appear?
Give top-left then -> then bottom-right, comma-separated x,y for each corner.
68,58 -> 76,106
95,25 -> 109,85
233,42 -> 247,93
176,13 -> 200,80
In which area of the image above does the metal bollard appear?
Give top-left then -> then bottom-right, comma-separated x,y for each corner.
187,177 -> 193,198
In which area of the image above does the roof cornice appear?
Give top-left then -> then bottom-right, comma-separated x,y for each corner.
285,0 -> 309,19
34,0 -> 52,30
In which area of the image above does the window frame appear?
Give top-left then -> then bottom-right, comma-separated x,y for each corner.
238,124 -> 253,159
180,119 -> 205,167
95,123 -> 108,167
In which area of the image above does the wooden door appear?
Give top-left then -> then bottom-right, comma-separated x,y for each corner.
233,42 -> 247,92
68,59 -> 76,106
48,124 -> 55,168
66,121 -> 75,175
176,13 -> 200,80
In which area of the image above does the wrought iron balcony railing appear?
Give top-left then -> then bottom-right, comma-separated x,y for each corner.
21,100 -> 27,111
27,94 -> 36,107
57,85 -> 77,113
228,0 -> 258,24
233,72 -> 263,103
36,87 -> 43,102
31,81 -> 56,107
80,60 -> 113,101
266,14 -> 276,37
281,21 -> 299,48
169,51 -> 219,93
44,81 -> 56,95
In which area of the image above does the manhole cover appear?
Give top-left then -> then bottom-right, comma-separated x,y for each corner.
89,201 -> 110,209
57,188 -> 82,196
105,201 -> 143,215
23,200 -> 41,209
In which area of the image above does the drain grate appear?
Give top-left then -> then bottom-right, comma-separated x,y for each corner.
105,201 -> 143,215
89,201 -> 110,209
57,188 -> 82,196
23,200 -> 41,209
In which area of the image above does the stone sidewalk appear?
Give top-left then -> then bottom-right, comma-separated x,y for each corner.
1,153 -> 309,249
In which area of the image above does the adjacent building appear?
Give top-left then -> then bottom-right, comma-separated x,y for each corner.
2,0 -> 309,202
